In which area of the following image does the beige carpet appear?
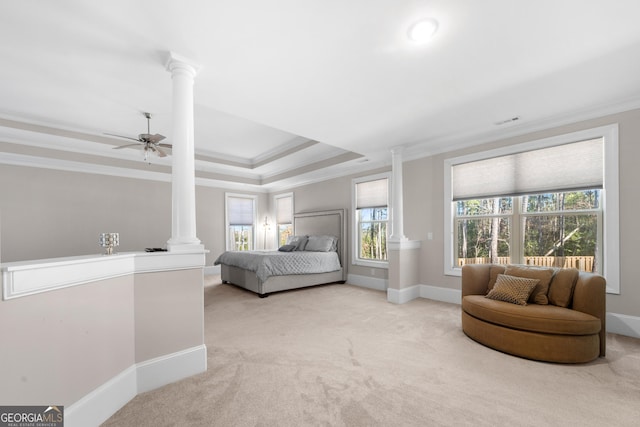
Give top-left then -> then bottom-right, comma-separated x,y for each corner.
103,277 -> 640,426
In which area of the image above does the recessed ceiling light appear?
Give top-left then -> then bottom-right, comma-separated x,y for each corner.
408,18 -> 439,43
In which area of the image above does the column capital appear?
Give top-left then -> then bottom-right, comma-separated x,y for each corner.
165,51 -> 202,76
390,146 -> 406,155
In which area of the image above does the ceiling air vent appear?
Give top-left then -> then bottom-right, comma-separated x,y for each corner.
494,116 -> 521,126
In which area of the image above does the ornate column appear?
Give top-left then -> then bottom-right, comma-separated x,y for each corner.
165,52 -> 204,252
389,147 -> 407,242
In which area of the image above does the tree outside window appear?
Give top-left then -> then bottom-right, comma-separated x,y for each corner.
229,225 -> 253,251
455,190 -> 601,272
359,207 -> 388,260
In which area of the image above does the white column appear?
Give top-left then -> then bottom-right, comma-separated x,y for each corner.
389,147 -> 407,242
165,52 -> 204,252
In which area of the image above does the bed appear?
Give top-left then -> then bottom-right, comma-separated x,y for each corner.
214,209 -> 347,297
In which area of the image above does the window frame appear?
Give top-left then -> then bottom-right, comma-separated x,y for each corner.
273,192 -> 294,248
444,124 -> 619,294
453,193 -> 602,268
225,193 -> 258,251
352,172 -> 391,268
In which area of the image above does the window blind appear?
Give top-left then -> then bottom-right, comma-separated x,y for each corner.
356,178 -> 388,209
276,196 -> 292,224
452,138 -> 603,201
227,196 -> 254,225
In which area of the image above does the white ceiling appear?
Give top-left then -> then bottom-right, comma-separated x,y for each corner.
2,1 -> 640,191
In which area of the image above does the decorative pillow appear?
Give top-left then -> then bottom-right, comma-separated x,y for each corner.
304,235 -> 338,252
485,274 -> 540,306
286,235 -> 308,251
504,265 -> 554,305
278,244 -> 296,252
548,268 -> 579,307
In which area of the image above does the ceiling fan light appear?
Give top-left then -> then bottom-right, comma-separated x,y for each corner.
408,18 -> 439,43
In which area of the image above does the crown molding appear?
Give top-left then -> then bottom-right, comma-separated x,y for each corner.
403,97 -> 640,162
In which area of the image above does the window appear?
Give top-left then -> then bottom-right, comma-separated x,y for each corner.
353,174 -> 390,266
444,125 -> 619,293
274,193 -> 293,247
455,191 -> 601,270
225,193 -> 257,251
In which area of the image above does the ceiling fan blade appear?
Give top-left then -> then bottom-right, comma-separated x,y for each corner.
157,143 -> 172,149
104,132 -> 141,142
147,134 -> 166,143
138,133 -> 166,143
113,143 -> 143,150
155,146 -> 168,157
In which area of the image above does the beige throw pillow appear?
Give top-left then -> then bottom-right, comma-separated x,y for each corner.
548,268 -> 579,307
485,274 -> 540,306
504,265 -> 554,305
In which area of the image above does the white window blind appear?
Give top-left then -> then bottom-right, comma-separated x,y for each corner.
356,178 -> 388,209
276,196 -> 292,224
452,138 -> 603,201
228,196 -> 254,225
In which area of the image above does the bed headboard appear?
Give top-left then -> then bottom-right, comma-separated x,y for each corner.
294,209 -> 347,281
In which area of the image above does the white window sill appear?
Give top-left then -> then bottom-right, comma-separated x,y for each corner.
445,267 -> 462,277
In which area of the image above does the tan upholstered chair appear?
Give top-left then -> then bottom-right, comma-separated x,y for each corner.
461,264 -> 606,363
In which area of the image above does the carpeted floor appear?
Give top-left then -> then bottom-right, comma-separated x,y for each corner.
103,277 -> 640,426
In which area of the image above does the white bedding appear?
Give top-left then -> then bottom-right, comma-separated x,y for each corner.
214,250 -> 341,282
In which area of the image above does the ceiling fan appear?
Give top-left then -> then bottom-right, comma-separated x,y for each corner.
106,112 -> 171,161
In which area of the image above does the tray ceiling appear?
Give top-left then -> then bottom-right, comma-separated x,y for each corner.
2,1 -> 640,191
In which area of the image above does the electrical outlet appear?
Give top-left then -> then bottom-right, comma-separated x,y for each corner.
428,232 -> 433,240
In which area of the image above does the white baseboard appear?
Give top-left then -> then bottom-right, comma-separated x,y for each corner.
419,285 -> 462,305
65,345 -> 207,427
386,284 -> 461,305
607,313 -> 640,339
347,274 -> 387,291
137,345 -> 207,393
65,365 -> 137,427
387,285 -> 421,304
204,265 -> 220,276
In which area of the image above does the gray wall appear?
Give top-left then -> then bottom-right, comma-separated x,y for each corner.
197,188 -> 270,263
2,107 -> 638,318
0,268 -> 204,407
287,108 -> 640,318
0,165 -> 172,262
291,167 -> 390,280
401,108 -> 640,317
0,165 -> 267,266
